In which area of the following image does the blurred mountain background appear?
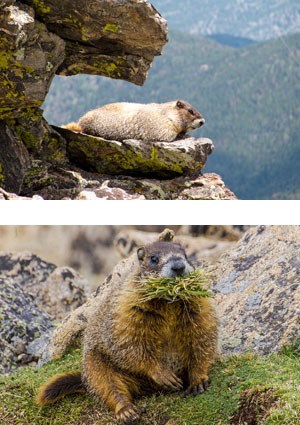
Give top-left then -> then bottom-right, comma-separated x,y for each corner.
152,0 -> 300,40
43,0 -> 300,199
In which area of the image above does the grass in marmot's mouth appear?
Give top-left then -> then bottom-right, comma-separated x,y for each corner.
135,269 -> 213,303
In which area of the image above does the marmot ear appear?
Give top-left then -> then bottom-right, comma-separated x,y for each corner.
176,100 -> 184,109
159,228 -> 175,242
137,247 -> 145,261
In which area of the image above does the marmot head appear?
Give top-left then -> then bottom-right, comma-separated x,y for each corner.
175,100 -> 205,132
137,241 -> 194,278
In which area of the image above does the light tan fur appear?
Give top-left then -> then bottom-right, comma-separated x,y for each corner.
64,100 -> 205,142
62,122 -> 82,132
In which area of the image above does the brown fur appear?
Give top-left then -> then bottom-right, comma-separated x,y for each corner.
36,372 -> 84,405
36,242 -> 218,424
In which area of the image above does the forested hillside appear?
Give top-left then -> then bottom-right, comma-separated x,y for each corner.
152,0 -> 300,41
206,34 -> 256,48
43,32 -> 300,199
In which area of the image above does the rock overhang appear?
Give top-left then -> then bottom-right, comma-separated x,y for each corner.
21,0 -> 168,85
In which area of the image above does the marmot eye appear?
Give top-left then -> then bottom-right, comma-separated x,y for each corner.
150,255 -> 159,264
188,109 -> 194,115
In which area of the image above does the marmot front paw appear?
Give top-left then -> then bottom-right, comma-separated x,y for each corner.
151,367 -> 183,391
183,379 -> 210,397
116,403 -> 139,424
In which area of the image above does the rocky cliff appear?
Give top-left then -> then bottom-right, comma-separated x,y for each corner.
0,1 -> 235,200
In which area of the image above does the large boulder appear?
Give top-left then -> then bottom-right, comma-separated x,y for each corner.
213,225 -> 300,355
0,1 -> 67,187
0,252 -> 89,373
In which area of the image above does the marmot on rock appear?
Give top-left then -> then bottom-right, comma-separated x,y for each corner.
36,241 -> 218,424
64,100 -> 205,142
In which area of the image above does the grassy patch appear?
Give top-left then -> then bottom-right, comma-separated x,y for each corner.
0,349 -> 299,424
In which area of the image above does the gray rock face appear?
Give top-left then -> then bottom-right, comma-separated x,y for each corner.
0,1 -> 65,118
0,277 -> 54,374
0,252 -> 88,318
213,225 -> 300,355
0,252 -> 88,373
0,122 -> 30,193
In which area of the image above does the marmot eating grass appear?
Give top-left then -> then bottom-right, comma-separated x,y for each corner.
36,241 -> 218,424
64,100 -> 205,142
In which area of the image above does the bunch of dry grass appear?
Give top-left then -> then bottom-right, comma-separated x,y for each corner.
135,269 -> 212,303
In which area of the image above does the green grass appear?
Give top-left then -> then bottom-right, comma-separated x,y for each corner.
0,349 -> 299,424
135,269 -> 212,303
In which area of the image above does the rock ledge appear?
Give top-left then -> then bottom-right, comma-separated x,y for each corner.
55,126 -> 214,178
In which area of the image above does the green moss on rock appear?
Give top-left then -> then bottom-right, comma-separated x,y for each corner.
44,136 -> 67,163
23,160 -> 55,189
150,145 -> 183,174
21,130 -> 41,151
91,61 -> 118,78
104,23 -> 119,33
0,51 -> 11,69
30,0 -> 51,15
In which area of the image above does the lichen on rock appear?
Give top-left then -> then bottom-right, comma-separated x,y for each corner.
0,252 -> 89,373
212,225 -> 300,355
0,1 -> 65,118
0,277 -> 54,374
56,125 -> 214,178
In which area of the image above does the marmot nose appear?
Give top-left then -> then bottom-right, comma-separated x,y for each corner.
199,118 -> 205,127
171,260 -> 186,276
